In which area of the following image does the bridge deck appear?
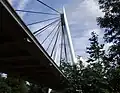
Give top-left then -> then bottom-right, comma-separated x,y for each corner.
0,0 -> 67,90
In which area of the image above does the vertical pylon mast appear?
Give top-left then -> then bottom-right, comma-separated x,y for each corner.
61,7 -> 76,64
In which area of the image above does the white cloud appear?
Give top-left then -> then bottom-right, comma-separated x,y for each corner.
16,0 -> 29,10
64,0 -> 104,60
7,0 -> 30,18
16,0 -> 30,18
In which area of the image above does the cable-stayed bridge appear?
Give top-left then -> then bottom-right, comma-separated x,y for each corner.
0,0 -> 76,90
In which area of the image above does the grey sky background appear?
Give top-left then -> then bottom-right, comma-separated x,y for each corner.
65,0 -> 104,59
8,0 -> 107,62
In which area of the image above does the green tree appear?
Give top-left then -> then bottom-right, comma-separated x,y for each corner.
60,57 -> 84,93
86,32 -> 109,75
61,32 -> 109,93
97,0 -> 120,92
6,76 -> 29,93
0,73 -> 48,93
86,32 -> 105,63
83,32 -> 108,93
0,74 -> 29,93
28,83 -> 48,93
97,0 -> 120,65
0,74 -> 11,93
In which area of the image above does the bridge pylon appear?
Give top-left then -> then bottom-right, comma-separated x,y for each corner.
60,7 -> 76,64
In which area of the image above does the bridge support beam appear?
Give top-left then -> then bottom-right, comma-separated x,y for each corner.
62,7 -> 76,64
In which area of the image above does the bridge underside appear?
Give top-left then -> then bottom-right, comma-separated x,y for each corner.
0,0 -> 67,90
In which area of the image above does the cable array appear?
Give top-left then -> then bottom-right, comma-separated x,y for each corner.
15,0 -> 73,66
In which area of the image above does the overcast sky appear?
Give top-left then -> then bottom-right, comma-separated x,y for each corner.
8,0 -> 105,61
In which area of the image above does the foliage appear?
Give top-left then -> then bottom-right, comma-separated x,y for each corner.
61,29 -> 120,93
60,57 -> 84,93
28,83 -> 48,93
0,74 -> 48,93
97,0 -> 120,92
97,0 -> 120,65
61,33 -> 110,93
86,32 -> 105,63
0,75 -> 28,93
61,28 -> 120,93
0,74 -> 11,93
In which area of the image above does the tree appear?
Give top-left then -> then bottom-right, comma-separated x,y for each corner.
28,83 -> 48,93
97,0 -> 120,65
86,32 -> 105,63
0,73 -> 49,93
97,0 -> 120,92
61,32 -> 109,93
86,31 -> 110,75
60,57 -> 84,93
0,74 -> 11,93
0,74 -> 29,93
83,32 -> 108,93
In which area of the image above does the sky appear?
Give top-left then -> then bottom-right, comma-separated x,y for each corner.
8,0 -> 105,61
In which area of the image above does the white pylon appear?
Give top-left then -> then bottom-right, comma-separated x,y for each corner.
63,7 -> 77,64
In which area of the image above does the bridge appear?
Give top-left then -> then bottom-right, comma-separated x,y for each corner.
0,0 -> 76,90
